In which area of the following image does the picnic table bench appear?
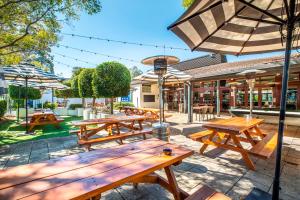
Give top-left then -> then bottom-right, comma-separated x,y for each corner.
21,111 -> 64,132
189,117 -> 277,170
121,106 -> 172,122
0,138 -> 231,200
71,115 -> 153,150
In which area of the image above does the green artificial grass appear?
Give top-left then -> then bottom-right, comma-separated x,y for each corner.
0,116 -> 82,146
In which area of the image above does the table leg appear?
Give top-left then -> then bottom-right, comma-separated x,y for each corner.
244,130 -> 257,146
164,166 -> 182,200
231,134 -> 255,170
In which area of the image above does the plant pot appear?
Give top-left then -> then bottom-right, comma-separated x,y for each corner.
89,113 -> 96,119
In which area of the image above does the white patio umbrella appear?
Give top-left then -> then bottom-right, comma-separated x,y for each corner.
1,62 -> 62,133
168,0 -> 300,198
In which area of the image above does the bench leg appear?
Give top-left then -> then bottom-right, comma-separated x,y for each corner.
199,132 -> 216,154
90,194 -> 101,200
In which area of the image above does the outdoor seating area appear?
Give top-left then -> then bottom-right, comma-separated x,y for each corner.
1,0 -> 300,200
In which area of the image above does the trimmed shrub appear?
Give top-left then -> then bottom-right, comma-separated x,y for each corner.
8,85 -> 41,100
114,102 -> 134,110
69,104 -> 83,110
0,100 -> 7,118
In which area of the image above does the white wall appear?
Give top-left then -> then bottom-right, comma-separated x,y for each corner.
131,83 -> 159,109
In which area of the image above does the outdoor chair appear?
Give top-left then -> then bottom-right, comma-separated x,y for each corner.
207,106 -> 215,120
200,106 -> 208,121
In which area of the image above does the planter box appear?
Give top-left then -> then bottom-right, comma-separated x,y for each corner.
68,109 -> 77,116
83,109 -> 91,120
19,108 -> 34,118
77,108 -> 83,117
54,108 -> 68,116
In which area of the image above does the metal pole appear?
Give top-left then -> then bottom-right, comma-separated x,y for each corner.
17,85 -> 20,122
187,82 -> 192,123
25,77 -> 28,134
272,5 -> 295,199
216,80 -> 220,117
158,76 -> 163,124
51,88 -> 54,104
249,85 -> 253,118
162,78 -> 165,122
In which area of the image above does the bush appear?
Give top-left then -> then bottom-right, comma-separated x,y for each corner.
9,85 -> 41,100
44,101 -> 57,110
69,104 -> 83,110
114,102 -> 134,110
0,100 -> 7,118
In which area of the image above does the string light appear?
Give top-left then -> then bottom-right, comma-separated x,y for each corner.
56,44 -> 140,63
61,33 -> 190,51
53,52 -> 98,66
53,60 -> 73,68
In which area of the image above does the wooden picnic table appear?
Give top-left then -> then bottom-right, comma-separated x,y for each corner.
21,111 -> 64,132
121,106 -> 160,120
71,115 -> 152,149
0,138 -> 193,200
190,117 -> 277,170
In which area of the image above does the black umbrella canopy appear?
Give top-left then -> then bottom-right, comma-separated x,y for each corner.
168,0 -> 300,55
169,1 -> 300,200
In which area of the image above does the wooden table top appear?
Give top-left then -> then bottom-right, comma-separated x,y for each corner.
0,139 -> 193,200
203,117 -> 264,134
30,111 -> 54,116
71,115 -> 149,126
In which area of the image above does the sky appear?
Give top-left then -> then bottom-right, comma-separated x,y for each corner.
51,0 -> 285,78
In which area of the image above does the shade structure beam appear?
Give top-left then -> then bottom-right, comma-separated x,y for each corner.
238,0 -> 286,24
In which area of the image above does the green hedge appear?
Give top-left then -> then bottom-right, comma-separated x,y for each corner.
44,102 -> 57,110
114,102 -> 134,110
0,100 -> 7,118
8,85 -> 41,100
69,104 -> 83,110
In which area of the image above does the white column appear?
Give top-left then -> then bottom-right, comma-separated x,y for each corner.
187,82 -> 192,123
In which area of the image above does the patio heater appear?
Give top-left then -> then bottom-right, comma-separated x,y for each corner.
238,69 -> 265,118
227,81 -> 241,109
141,55 -> 179,141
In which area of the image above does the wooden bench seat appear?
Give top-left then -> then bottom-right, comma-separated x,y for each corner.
21,119 -> 64,126
69,127 -> 100,135
249,132 -> 277,159
189,130 -> 214,141
186,185 -> 231,200
78,129 -> 153,145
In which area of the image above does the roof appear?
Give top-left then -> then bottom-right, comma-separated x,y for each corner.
185,54 -> 300,81
171,54 -> 226,71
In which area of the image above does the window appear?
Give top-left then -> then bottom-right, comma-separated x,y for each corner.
144,95 -> 155,102
142,84 -> 151,93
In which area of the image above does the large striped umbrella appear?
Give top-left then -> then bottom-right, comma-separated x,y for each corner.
169,0 -> 300,199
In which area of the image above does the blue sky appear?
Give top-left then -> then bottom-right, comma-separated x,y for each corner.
52,0 -> 284,78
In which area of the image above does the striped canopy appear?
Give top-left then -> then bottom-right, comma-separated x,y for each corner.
6,80 -> 69,90
1,63 -> 61,83
133,67 -> 192,83
168,0 -> 300,55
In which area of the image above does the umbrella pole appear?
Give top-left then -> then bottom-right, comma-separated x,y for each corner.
25,77 -> 28,134
272,19 -> 294,200
162,78 -> 165,122
249,85 -> 253,118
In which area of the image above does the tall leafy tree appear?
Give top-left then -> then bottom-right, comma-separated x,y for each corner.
182,0 -> 194,8
78,68 -> 96,107
93,61 -> 131,114
0,0 -> 101,64
129,66 -> 143,78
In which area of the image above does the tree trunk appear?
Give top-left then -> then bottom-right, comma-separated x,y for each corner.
82,98 -> 85,108
110,98 -> 114,114
92,97 -> 96,108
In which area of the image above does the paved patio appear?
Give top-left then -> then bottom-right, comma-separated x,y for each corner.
0,114 -> 299,200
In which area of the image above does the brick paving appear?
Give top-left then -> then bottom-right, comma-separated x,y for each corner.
0,113 -> 299,200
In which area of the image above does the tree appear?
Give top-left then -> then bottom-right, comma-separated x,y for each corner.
78,68 -> 96,107
182,0 -> 194,8
54,89 -> 75,107
129,66 -> 143,78
93,61 -> 131,114
0,0 -> 101,64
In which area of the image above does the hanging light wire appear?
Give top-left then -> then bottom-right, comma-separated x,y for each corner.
56,44 -> 140,63
61,32 -> 190,51
53,52 -> 98,66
